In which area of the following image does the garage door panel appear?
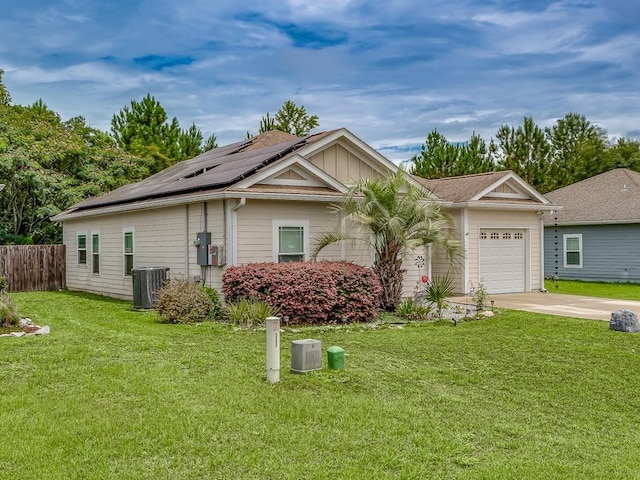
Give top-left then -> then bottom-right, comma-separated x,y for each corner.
479,229 -> 525,294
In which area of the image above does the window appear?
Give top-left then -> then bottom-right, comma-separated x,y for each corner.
563,234 -> 582,268
77,234 -> 87,265
123,230 -> 134,276
91,233 -> 100,274
273,220 -> 308,263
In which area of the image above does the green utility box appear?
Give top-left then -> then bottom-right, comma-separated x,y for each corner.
327,346 -> 345,370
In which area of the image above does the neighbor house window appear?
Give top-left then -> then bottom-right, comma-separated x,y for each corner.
123,229 -> 134,276
77,234 -> 87,265
92,233 -> 100,274
563,234 -> 582,268
273,220 -> 308,263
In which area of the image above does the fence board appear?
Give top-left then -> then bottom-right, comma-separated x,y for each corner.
0,245 -> 66,292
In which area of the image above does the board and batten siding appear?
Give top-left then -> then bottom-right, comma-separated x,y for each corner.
308,144 -> 383,185
544,224 -> 640,283
64,206 -> 188,299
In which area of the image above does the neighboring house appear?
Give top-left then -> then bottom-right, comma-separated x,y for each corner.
415,172 -> 554,294
53,128 -> 553,300
543,168 -> 640,283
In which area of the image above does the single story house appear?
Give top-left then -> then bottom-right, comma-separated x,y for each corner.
53,128 -> 554,300
543,168 -> 640,283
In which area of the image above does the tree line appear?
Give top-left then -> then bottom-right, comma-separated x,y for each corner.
411,113 -> 640,193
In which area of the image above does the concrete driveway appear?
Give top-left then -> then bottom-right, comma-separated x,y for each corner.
450,292 -> 640,321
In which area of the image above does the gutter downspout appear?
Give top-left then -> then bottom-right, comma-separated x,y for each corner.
185,204 -> 189,279
201,201 -> 208,284
539,211 -> 546,292
231,198 -> 247,265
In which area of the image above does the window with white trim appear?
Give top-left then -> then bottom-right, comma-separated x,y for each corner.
273,220 -> 308,263
77,234 -> 87,265
123,229 -> 134,276
563,234 -> 582,268
91,233 -> 100,274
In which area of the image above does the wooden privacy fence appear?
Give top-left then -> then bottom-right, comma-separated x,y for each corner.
0,245 -> 66,292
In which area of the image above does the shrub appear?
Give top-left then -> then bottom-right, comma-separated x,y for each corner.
427,277 -> 455,320
155,279 -> 214,324
0,293 -> 20,327
201,285 -> 223,319
222,261 -> 382,325
224,298 -> 280,329
395,298 -> 432,321
473,282 -> 489,311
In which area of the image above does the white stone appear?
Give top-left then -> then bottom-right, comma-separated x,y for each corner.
18,318 -> 33,327
9,332 -> 25,337
34,325 -> 50,335
482,310 -> 495,318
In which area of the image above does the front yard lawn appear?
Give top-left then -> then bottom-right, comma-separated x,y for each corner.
2,291 -> 640,479
545,278 -> 640,301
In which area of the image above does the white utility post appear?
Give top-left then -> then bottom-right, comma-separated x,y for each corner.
266,316 -> 280,384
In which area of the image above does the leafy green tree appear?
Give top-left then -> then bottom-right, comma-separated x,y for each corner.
604,138 -> 640,172
179,123 -> 204,159
411,130 -> 495,179
203,132 -> 218,151
546,112 -> 608,189
258,100 -> 319,137
111,94 -> 216,171
0,69 -> 10,106
495,116 -> 551,192
0,102 -> 148,244
313,170 -> 460,311
258,112 -> 276,134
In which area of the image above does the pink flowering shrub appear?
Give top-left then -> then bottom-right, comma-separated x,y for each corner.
222,261 -> 382,325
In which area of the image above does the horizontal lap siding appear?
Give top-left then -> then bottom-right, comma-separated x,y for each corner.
236,200 -> 342,264
544,224 -> 640,282
431,210 -> 464,294
187,201 -> 225,291
64,206 -> 188,299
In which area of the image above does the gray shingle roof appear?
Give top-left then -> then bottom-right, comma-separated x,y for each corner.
412,171 -> 511,202
543,168 -> 640,225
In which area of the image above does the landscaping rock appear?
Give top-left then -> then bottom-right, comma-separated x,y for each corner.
609,310 -> 640,333
34,325 -> 50,335
19,318 -> 34,327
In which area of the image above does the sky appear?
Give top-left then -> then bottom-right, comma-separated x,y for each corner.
1,0 -> 638,163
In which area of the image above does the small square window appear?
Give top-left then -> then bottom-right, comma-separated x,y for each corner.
278,226 -> 304,262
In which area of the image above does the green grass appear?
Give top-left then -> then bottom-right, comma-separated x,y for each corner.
2,291 -> 640,479
545,278 -> 640,301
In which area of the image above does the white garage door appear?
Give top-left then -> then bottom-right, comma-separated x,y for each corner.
479,229 -> 526,294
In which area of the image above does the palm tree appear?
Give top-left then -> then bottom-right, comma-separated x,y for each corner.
313,170 -> 460,311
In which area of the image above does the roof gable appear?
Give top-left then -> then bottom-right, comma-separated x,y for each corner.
544,168 -> 640,225
414,171 -> 550,206
234,154 -> 347,193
